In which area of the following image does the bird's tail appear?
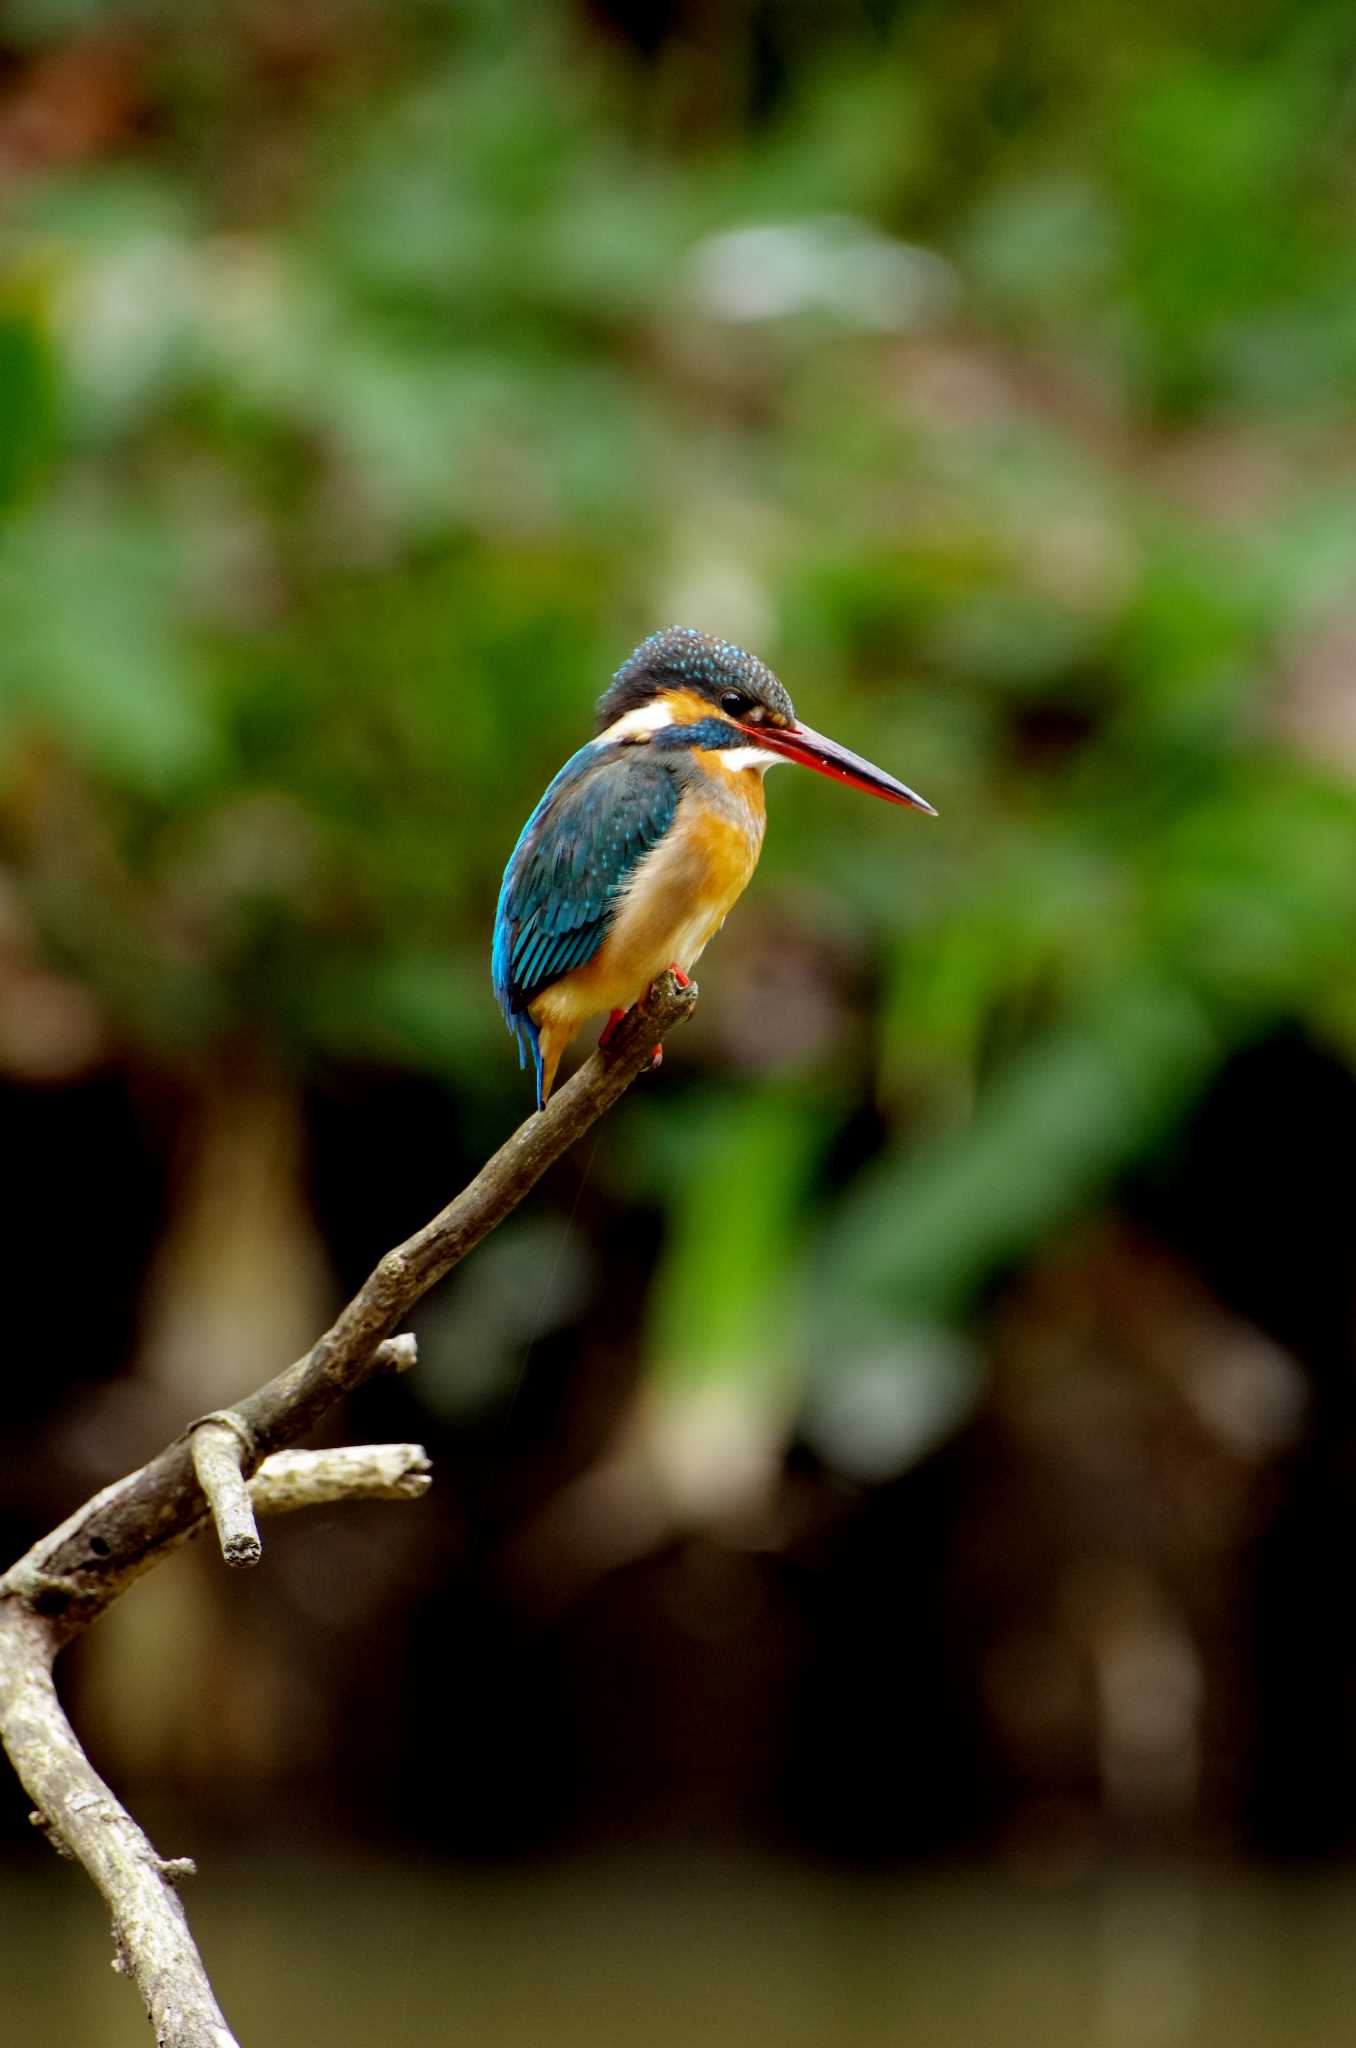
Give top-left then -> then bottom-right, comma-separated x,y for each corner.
508,1010 -> 547,1112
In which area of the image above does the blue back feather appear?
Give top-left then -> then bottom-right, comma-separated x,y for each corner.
493,740 -> 680,1099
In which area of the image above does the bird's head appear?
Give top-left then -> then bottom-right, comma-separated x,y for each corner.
596,625 -> 936,813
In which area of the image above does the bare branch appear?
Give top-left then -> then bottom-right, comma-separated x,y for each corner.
0,970 -> 698,2048
189,1415 -> 261,1569
250,1444 -> 433,1513
0,971 -> 695,1638
0,1604 -> 240,2048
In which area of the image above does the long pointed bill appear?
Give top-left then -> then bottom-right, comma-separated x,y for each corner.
746,719 -> 937,813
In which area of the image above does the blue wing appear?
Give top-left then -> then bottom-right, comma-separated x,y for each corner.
493,741 -> 679,1098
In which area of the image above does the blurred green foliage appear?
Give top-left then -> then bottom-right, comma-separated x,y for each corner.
4,0 -> 1356,1438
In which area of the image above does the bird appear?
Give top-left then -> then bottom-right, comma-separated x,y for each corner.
493,625 -> 935,1110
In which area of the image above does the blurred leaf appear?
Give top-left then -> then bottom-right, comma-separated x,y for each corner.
0,506 -> 219,795
0,311 -> 57,510
647,1089 -> 829,1397
962,178 -> 1121,316
323,952 -> 492,1074
817,980 -> 1219,1328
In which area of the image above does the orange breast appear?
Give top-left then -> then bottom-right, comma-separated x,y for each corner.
684,752 -> 767,902
531,760 -> 766,1032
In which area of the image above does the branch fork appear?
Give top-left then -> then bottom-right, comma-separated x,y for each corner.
0,967 -> 699,2048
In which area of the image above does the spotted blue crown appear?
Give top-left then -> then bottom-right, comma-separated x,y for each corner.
595,625 -> 793,732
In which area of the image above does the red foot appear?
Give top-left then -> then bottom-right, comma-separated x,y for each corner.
667,964 -> 692,988
600,994 -> 675,1074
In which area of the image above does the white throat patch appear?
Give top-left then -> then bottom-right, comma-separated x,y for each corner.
717,745 -> 783,775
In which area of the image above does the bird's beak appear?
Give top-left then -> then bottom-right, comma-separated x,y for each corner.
747,719 -> 937,814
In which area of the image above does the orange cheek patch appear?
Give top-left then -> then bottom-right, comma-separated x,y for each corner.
659,688 -> 723,726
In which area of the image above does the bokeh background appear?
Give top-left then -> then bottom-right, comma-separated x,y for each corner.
5,0 -> 1356,2040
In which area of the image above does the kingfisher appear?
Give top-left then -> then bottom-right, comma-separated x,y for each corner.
493,626 -> 935,1109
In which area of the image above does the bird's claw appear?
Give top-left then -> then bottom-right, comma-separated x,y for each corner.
600,985 -> 679,1073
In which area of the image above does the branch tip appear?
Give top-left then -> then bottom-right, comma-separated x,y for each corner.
250,1443 -> 434,1514
189,1418 -> 263,1572
375,1332 -> 418,1374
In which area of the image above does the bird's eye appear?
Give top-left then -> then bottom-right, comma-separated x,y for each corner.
720,690 -> 752,719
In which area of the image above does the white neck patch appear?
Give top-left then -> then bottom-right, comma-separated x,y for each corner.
598,700 -> 674,744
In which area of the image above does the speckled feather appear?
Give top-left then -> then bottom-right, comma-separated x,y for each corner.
595,624 -> 794,733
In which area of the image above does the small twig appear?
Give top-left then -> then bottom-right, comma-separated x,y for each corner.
188,1414 -> 261,1569
250,1444 -> 432,1514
